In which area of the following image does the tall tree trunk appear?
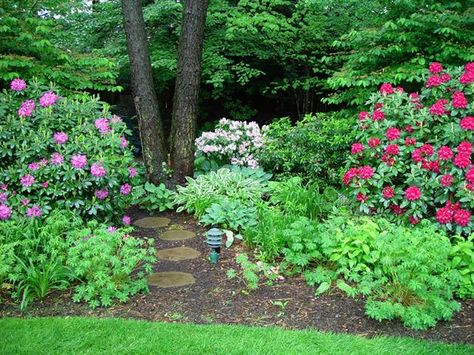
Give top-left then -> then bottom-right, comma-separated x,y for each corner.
121,0 -> 168,183
170,0 -> 208,183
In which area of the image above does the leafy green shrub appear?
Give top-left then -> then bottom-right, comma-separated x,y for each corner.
200,199 -> 257,232
259,112 -> 356,186
131,182 -> 175,212
0,210 -> 82,309
174,167 -> 268,217
66,221 -> 156,308
282,217 -> 321,273
450,234 -> 474,299
269,177 -> 341,220
362,221 -> 460,330
0,79 -> 139,222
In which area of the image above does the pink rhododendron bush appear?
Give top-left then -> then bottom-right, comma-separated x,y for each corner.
344,62 -> 473,234
0,79 -> 140,222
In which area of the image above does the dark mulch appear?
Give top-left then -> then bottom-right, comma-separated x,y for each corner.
1,207 -> 473,345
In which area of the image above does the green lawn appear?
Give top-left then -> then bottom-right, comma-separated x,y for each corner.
0,317 -> 472,355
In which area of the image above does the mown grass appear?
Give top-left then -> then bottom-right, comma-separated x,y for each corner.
1,317 -> 472,355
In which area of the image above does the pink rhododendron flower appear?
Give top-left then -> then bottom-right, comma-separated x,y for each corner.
39,91 -> 58,107
421,144 -> 434,156
436,206 -> 453,224
94,118 -> 111,134
460,116 -> 474,130
466,167 -> 474,184
372,110 -> 385,121
20,174 -> 35,187
358,111 -> 369,121
382,186 -> 395,199
351,143 -> 364,155
41,182 -> 49,188
452,91 -> 468,109
95,189 -> 109,200
53,132 -> 68,144
440,73 -> 451,83
438,146 -> 453,160
458,141 -> 472,155
440,174 -> 454,187
426,75 -> 443,88
128,166 -> 137,178
107,226 -> 117,233
359,166 -> 374,179
460,70 -> 474,84
28,162 -> 40,171
0,193 -> 7,203
0,184 -> 7,191
390,204 -> 404,215
453,209 -> 471,227
21,198 -> 29,206
385,144 -> 399,155
50,152 -> 64,165
10,78 -> 27,91
429,62 -> 443,74
454,154 -> 471,169
71,154 -> 87,169
109,115 -> 122,124
356,192 -> 368,202
26,205 -> 42,218
404,137 -> 416,146
343,168 -> 359,186
429,99 -> 448,116
18,100 -> 35,117
368,138 -> 380,148
120,136 -> 128,149
90,163 -> 106,178
379,83 -> 394,95
122,215 -> 131,225
385,127 -> 400,141
405,186 -> 421,201
0,205 -> 12,220
409,216 -> 420,225
120,183 -> 132,195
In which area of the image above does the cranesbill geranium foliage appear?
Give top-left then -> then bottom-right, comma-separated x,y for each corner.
344,63 -> 473,234
0,79 -> 141,222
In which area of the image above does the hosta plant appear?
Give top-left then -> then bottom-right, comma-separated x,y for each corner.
0,78 -> 140,222
343,62 -> 473,234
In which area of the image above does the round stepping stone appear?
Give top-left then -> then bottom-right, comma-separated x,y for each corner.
157,247 -> 200,261
147,272 -> 195,288
134,217 -> 170,228
159,230 -> 196,241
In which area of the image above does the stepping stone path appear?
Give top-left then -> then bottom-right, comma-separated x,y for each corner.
136,215 -> 200,289
156,247 -> 200,261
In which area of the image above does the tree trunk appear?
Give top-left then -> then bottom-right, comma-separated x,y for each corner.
170,0 -> 208,183
121,0 -> 168,184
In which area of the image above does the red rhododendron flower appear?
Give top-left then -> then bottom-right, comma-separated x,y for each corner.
429,62 -> 443,74
453,209 -> 471,227
359,166 -> 374,179
426,75 -> 443,88
421,144 -> 434,156
436,206 -> 453,224
458,141 -> 472,154
343,168 -> 359,185
375,103 -> 383,109
467,183 -> 474,192
404,125 -> 414,133
382,186 -> 395,199
409,216 -> 420,225
381,154 -> 395,166
358,111 -> 369,121
405,137 -> 416,146
429,99 -> 448,116
466,167 -> 474,184
385,127 -> 400,141
460,116 -> 474,130
405,186 -> 421,201
412,148 -> 424,163
452,91 -> 468,109
440,174 -> 454,187
372,110 -> 385,121
356,192 -> 368,202
385,144 -> 399,155
368,137 -> 381,148
390,204 -> 404,215
454,154 -> 471,169
438,146 -> 453,160
351,143 -> 365,155
379,83 -> 394,95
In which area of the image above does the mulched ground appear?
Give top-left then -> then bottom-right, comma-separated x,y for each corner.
1,207 -> 473,345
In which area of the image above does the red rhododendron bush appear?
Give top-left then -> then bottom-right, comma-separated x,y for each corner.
344,62 -> 473,234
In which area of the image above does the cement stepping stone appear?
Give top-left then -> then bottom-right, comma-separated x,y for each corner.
159,229 -> 196,241
157,247 -> 200,261
134,217 -> 170,228
147,272 -> 196,288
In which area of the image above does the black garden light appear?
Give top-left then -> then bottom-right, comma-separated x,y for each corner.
206,227 -> 224,264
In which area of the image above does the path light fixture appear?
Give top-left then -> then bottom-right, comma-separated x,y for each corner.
206,227 -> 223,264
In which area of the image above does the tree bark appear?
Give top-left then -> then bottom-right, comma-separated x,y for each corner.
170,0 -> 208,183
121,0 -> 168,184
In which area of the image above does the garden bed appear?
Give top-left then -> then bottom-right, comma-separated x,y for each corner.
1,208 -> 473,345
